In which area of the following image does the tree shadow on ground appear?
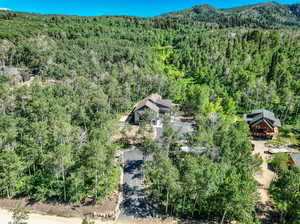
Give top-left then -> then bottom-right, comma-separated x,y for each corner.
177,220 -> 217,224
121,183 -> 162,218
120,157 -> 163,219
255,202 -> 280,224
252,137 -> 270,141
124,160 -> 143,174
289,144 -> 300,150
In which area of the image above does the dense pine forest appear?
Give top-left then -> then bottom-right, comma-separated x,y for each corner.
161,2 -> 300,28
0,2 -> 300,223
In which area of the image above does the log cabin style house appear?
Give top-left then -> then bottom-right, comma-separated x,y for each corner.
128,94 -> 172,125
243,109 -> 281,139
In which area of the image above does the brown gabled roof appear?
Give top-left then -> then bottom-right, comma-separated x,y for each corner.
133,93 -> 172,113
147,93 -> 162,102
156,99 -> 172,108
134,99 -> 159,113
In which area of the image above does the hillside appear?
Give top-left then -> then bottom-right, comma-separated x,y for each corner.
160,2 -> 300,28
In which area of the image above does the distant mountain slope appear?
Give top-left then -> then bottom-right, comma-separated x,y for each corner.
160,2 -> 300,28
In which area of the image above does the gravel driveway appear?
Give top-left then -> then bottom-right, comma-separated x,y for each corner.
119,117 -> 195,221
252,140 -> 276,203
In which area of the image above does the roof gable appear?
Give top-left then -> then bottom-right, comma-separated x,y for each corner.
134,100 -> 159,113
155,99 -> 172,108
251,118 -> 274,130
134,93 -> 172,113
147,93 -> 162,102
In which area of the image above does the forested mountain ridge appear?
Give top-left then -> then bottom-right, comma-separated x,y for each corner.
160,2 -> 300,28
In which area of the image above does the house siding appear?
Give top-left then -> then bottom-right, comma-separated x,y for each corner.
244,110 -> 281,139
251,120 -> 275,139
134,107 -> 159,125
134,111 -> 140,124
159,106 -> 171,114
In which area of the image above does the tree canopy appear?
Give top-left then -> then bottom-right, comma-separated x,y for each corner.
0,6 -> 299,222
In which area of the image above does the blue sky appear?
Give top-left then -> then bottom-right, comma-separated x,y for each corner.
0,0 -> 299,17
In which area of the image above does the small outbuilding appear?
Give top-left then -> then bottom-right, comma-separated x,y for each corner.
244,109 -> 281,139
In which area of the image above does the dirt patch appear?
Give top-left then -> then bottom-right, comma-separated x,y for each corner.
118,218 -> 217,224
0,193 -> 118,219
114,123 -> 154,145
119,219 -> 176,224
252,140 -> 276,203
0,210 -> 204,224
255,202 -> 279,224
0,208 -> 120,224
0,208 -> 83,224
252,140 -> 280,223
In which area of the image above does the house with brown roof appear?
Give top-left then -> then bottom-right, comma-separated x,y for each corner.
243,109 -> 281,139
129,94 -> 172,125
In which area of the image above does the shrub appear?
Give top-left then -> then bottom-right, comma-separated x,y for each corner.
270,153 -> 289,173
81,217 -> 95,224
9,206 -> 29,224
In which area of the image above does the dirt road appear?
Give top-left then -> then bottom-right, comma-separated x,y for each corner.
252,140 -> 276,203
0,208 -> 90,224
0,208 -> 178,224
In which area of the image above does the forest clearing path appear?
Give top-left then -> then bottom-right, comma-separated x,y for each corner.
252,140 -> 276,203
